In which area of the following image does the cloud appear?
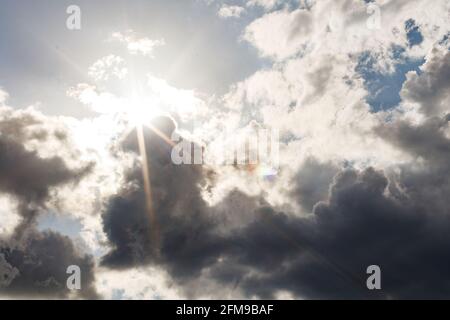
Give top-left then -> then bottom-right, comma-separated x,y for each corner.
101,117 -> 223,275
95,1 -> 450,297
401,49 -> 450,116
0,106 -> 98,299
97,108 -> 450,299
225,0 -> 449,176
218,5 -> 246,19
95,267 -> 183,299
0,89 -> 8,105
0,253 -> 18,288
88,55 -> 128,81
290,158 -> 339,213
1,0 -> 450,300
375,113 -> 450,216
102,124 -> 450,299
67,84 -> 124,114
111,31 -> 165,57
68,75 -> 204,121
246,0 -> 283,11
0,130 -> 91,209
243,8 -> 313,61
243,0 -> 449,62
232,166 -> 450,299
0,196 -> 20,237
0,230 -> 98,299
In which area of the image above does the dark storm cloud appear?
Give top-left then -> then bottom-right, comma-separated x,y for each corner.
231,168 -> 450,299
228,113 -> 450,299
102,117 -> 227,279
0,230 -> 98,298
375,114 -> 450,225
0,109 -> 98,298
102,112 -> 450,299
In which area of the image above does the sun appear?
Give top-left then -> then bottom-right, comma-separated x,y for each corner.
126,94 -> 162,127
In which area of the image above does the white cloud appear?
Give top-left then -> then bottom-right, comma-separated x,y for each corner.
243,0 -> 450,62
246,0 -> 282,11
111,31 -> 165,57
67,74 -> 205,123
88,55 -> 128,81
202,0 -> 450,207
222,52 -> 408,172
67,84 -> 124,114
0,196 -> 20,238
0,88 -> 9,105
95,267 -> 183,300
243,8 -> 313,61
218,5 -> 246,18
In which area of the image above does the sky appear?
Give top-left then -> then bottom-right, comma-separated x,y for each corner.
0,0 -> 449,299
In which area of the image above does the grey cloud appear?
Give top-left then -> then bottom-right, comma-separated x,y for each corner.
99,43 -> 450,299
213,166 -> 450,299
0,231 -> 98,299
0,253 -> 18,288
402,50 -> 450,116
376,115 -> 450,166
288,10 -> 313,42
101,111 -> 450,299
0,108 -> 98,299
376,114 -> 450,216
102,117 -> 226,280
0,136 -> 92,208
290,157 -> 339,212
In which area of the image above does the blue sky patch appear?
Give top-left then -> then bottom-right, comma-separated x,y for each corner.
37,211 -> 83,238
356,46 -> 425,112
405,19 -> 424,47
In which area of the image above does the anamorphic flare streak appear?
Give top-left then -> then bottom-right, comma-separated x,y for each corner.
136,124 -> 160,256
